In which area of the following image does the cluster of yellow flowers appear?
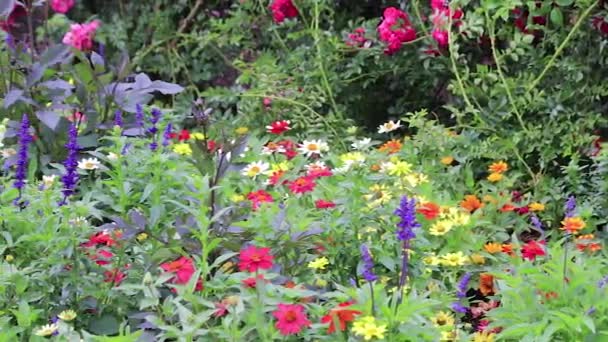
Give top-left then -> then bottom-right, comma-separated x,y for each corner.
429,207 -> 471,236
423,252 -> 469,267
352,316 -> 387,340
487,161 -> 508,183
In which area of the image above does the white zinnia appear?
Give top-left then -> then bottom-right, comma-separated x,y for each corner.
78,157 -> 101,170
298,139 -> 329,157
242,161 -> 269,178
377,120 -> 402,134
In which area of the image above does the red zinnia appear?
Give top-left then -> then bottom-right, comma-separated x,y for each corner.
269,0 -> 299,24
266,120 -> 291,134
268,170 -> 286,186
307,167 -> 333,179
103,268 -> 126,285
246,190 -> 274,210
521,240 -> 546,261
288,176 -> 316,194
160,256 -> 203,291
320,301 -> 361,333
169,129 -> 191,142
315,199 -> 336,209
238,246 -> 274,272
417,202 -> 440,220
273,303 -> 311,335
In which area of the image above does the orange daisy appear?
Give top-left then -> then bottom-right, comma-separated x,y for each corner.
488,161 -> 508,174
378,139 -> 402,154
460,195 -> 484,213
484,242 -> 502,254
560,217 -> 586,234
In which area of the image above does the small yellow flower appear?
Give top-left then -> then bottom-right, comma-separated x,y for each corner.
440,252 -> 468,266
307,257 -> 329,270
220,261 -> 235,274
314,277 -> 328,287
136,233 -> 148,242
172,143 -> 192,156
429,220 -> 454,236
58,309 -> 77,321
440,330 -> 458,341
231,194 -> 245,203
352,316 -> 387,340
271,161 -> 290,172
482,195 -> 497,204
470,253 -> 486,265
472,331 -> 496,342
423,254 -> 441,266
487,172 -> 503,182
388,160 -> 413,176
441,156 -> 454,165
191,132 -> 205,140
5,254 -> 14,262
529,202 -> 545,212
34,324 -> 59,337
403,174 -> 420,187
235,127 -> 249,135
431,311 -> 455,327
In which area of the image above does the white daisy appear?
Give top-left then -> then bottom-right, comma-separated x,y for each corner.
107,152 -> 119,161
34,323 -> 59,337
262,142 -> 286,155
305,161 -> 327,171
298,139 -> 329,157
377,120 -> 402,134
242,161 -> 269,178
42,175 -> 57,188
351,137 -> 372,150
0,148 -> 16,159
77,157 -> 101,170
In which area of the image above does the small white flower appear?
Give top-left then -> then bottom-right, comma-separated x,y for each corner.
305,161 -> 327,171
42,175 -> 57,188
262,142 -> 286,155
379,161 -> 394,173
34,323 -> 58,337
351,137 -> 372,150
107,152 -> 119,161
298,139 -> 329,157
242,161 -> 270,178
58,309 -> 77,321
69,217 -> 88,226
377,120 -> 402,134
0,148 -> 16,159
78,158 -> 101,170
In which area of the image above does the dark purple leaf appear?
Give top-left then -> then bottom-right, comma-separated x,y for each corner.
36,111 -> 61,130
90,51 -> 105,69
40,44 -> 71,66
26,62 -> 45,86
129,209 -> 147,229
40,79 -> 73,91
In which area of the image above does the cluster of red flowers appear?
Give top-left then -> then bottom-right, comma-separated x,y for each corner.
169,128 -> 219,152
593,16 -> 608,36
429,0 -> 464,47
246,189 -> 274,210
346,28 -> 368,47
269,0 -> 299,23
521,240 -> 546,261
512,2 -> 546,42
160,256 -> 203,292
417,202 -> 441,220
320,301 -> 361,333
81,230 -> 129,285
377,7 -> 417,54
238,246 -> 274,291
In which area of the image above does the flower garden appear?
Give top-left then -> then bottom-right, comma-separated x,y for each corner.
1,0 -> 607,341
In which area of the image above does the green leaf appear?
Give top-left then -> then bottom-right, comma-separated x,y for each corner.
550,8 -> 563,26
555,0 -> 574,6
88,315 -> 120,336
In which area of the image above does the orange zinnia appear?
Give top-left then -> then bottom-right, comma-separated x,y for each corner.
488,161 -> 508,174
461,195 -> 484,213
560,217 -> 586,234
501,243 -> 514,256
378,139 -> 402,154
484,242 -> 502,254
479,273 -> 495,296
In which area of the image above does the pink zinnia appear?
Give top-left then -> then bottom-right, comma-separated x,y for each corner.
288,176 -> 316,194
521,240 -> 546,261
273,303 -> 311,335
62,20 -> 100,51
266,120 -> 291,134
315,199 -> 336,209
160,256 -> 203,291
50,0 -> 75,14
238,246 -> 274,272
269,0 -> 299,23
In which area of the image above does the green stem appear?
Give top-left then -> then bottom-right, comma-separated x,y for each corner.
526,1 -> 599,93
313,1 -> 340,118
486,14 -> 528,134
